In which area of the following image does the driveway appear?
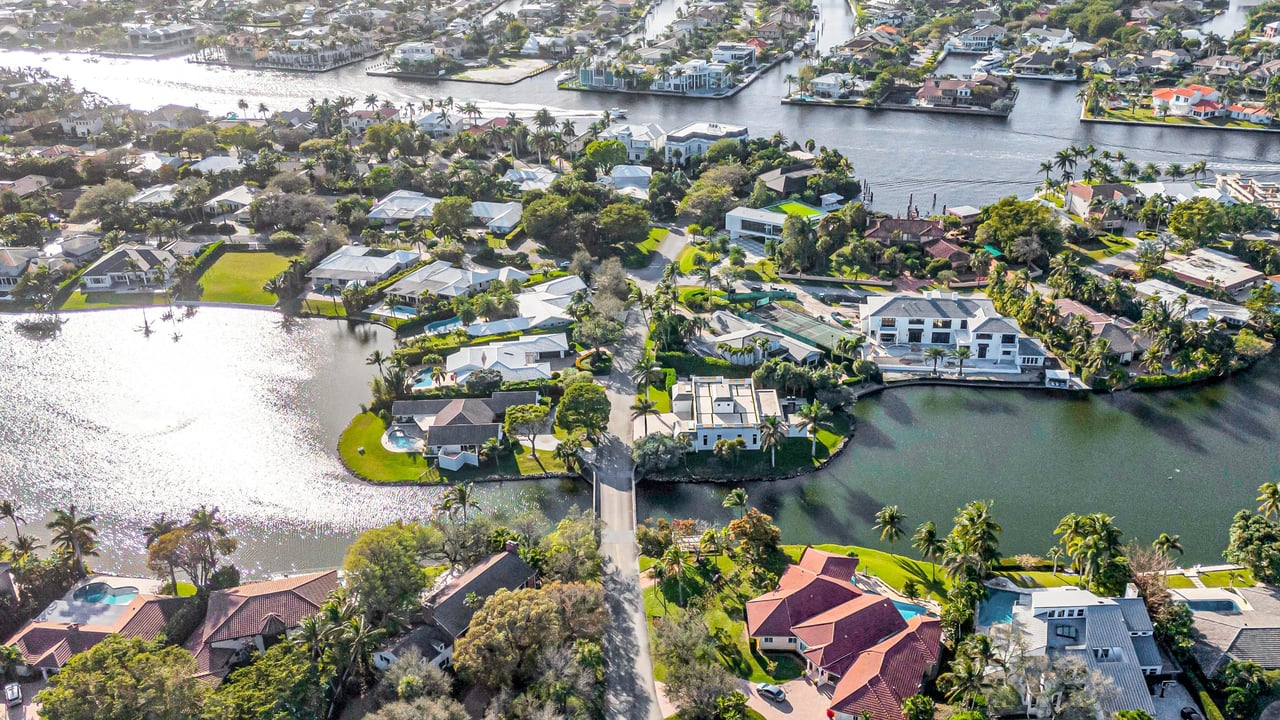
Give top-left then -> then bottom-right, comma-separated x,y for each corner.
4,680 -> 44,720
741,677 -> 832,720
1151,680 -> 1197,720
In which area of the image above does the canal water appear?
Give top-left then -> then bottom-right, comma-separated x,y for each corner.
4,0 -> 1279,211
639,357 -> 1280,565
0,309 -> 591,577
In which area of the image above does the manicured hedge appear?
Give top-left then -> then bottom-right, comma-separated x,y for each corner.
656,351 -> 753,378
1132,367 -> 1217,389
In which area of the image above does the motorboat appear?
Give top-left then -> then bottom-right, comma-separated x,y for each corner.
608,107 -> 627,119
555,70 -> 574,82
971,50 -> 1005,72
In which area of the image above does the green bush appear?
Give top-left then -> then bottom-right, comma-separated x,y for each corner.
655,351 -> 752,377
1133,367 -> 1217,389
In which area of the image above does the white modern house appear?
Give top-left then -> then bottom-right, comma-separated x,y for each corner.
1160,247 -> 1264,297
948,24 -> 1006,51
726,201 -> 827,243
598,123 -> 665,162
468,274 -> 587,336
860,291 -> 1045,373
385,260 -> 529,305
710,41 -> 756,65
368,190 -> 441,224
663,121 -> 748,163
445,332 -> 569,383
391,41 -> 439,63
416,111 -> 461,138
600,164 -> 653,200
669,376 -> 805,451
997,587 -> 1165,717
81,244 -> 178,291
307,246 -> 420,290
651,60 -> 732,93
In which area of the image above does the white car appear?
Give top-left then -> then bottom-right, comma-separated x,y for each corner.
5,682 -> 21,707
756,682 -> 785,702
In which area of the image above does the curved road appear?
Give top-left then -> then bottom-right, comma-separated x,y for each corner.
597,231 -> 685,720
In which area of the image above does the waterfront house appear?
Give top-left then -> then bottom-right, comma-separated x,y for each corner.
1020,25 -> 1073,50
997,587 -> 1165,717
502,166 -> 559,193
578,57 -> 632,91
81,244 -> 178,291
669,376 -> 805,451
126,23 -> 197,52
1134,279 -> 1251,326
1160,248 -> 1264,297
699,310 -> 823,366
810,72 -> 869,99
391,41 -> 438,64
344,107 -> 399,135
1151,84 -> 1222,118
1217,174 -> 1280,216
726,201 -> 826,243
307,246 -> 420,290
419,550 -> 537,667
1226,104 -> 1275,125
0,247 -> 37,301
757,161 -> 822,194
710,42 -> 757,65
663,121 -> 748,163
389,391 -> 539,469
1183,585 -> 1280,675
1133,181 -> 1232,206
915,76 -> 1007,108
949,24 -> 1006,52
57,109 -> 105,138
368,190 -> 441,224
468,274 -> 587,336
416,112 -> 460,138
599,122 -> 665,162
445,333 -> 569,384
600,164 -> 653,200
1053,299 -> 1146,364
5,578 -> 187,679
860,291 -> 1044,372
385,260 -> 529,305
650,60 -> 732,94
864,217 -> 948,246
746,547 -> 943,719
186,571 -> 339,684
1064,182 -> 1137,230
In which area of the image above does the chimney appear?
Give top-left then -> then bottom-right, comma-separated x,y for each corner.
504,540 -> 519,553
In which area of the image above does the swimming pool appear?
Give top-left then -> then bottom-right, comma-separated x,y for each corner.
393,306 -> 417,317
413,371 -> 436,390
893,600 -> 928,620
73,582 -> 139,605
977,588 -> 1022,626
1183,599 -> 1241,613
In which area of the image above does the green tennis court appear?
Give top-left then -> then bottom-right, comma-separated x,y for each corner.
745,303 -> 860,351
766,200 -> 824,218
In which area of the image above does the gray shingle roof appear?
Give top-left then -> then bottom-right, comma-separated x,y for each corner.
1116,598 -> 1155,634
428,551 -> 536,639
866,296 -> 988,319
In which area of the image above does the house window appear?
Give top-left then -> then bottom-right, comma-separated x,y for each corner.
787,637 -> 796,644
960,320 -> 968,329
908,318 -> 924,325
703,436 -> 708,446
1055,625 -> 1078,640
1001,333 -> 1017,344
933,319 -> 952,328
881,318 -> 897,327
882,334 -> 896,344
751,435 -> 757,444
976,332 -> 992,340
1093,648 -> 1111,660
930,332 -> 950,344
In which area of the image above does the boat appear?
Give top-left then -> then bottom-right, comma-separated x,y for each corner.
608,107 -> 627,119
971,50 -> 1005,72
555,70 -> 574,83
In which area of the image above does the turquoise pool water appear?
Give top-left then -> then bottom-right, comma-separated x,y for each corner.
388,432 -> 417,450
1183,599 -> 1240,613
977,588 -> 1021,626
73,582 -> 138,605
393,306 -> 417,316
893,600 -> 928,620
413,372 -> 435,390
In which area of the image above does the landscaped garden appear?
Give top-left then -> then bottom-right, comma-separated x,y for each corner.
337,411 -> 566,483
622,227 -> 670,269
196,250 -> 296,305
682,414 -> 851,477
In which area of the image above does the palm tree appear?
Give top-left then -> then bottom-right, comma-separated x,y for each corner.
0,500 -> 23,541
366,350 -> 387,375
722,488 -> 748,517
47,505 -> 98,578
912,521 -> 943,583
632,359 -> 666,400
794,401 -> 832,458
631,397 -> 659,436
1046,546 -> 1064,575
1153,533 -> 1183,556
874,505 -> 906,552
437,482 -> 480,523
661,545 -> 694,606
924,346 -> 948,376
950,346 -> 973,377
758,415 -> 788,468
1258,482 -> 1280,519
142,514 -> 178,548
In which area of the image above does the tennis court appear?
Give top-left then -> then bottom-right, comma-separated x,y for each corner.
746,303 -> 860,351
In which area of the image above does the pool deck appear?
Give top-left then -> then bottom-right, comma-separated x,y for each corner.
63,575 -> 161,601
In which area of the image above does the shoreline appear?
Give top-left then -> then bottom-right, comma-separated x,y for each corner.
782,95 -> 1013,117
189,49 -> 382,74
366,59 -> 556,86
1080,105 -> 1280,134
562,55 -> 785,100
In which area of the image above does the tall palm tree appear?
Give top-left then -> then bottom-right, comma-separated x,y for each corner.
950,346 -> 973,377
722,488 -> 748,517
758,415 -> 788,468
366,350 -> 387,375
874,505 -> 906,552
912,521 -> 943,583
631,397 -> 659,436
1258,482 -> 1280,519
632,359 -> 666,400
794,401 -> 832,458
437,482 -> 480,523
1153,533 -> 1183,556
924,346 -> 948,376
142,513 -> 178,548
47,505 -> 98,578
661,545 -> 694,606
0,500 -> 23,541
11,535 -> 43,563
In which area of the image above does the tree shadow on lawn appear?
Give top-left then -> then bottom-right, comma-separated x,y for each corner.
890,555 -> 946,598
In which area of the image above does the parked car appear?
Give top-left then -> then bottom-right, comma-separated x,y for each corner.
5,682 -> 21,707
558,261 -> 571,269
756,683 -> 785,702
1181,708 -> 1205,720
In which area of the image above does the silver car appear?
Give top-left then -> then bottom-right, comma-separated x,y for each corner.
756,683 -> 785,702
4,682 -> 21,707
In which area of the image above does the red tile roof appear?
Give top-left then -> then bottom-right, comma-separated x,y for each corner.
186,571 -> 338,681
792,595 -> 906,677
796,547 -> 861,579
6,595 -> 188,670
746,547 -> 865,638
829,616 -> 944,718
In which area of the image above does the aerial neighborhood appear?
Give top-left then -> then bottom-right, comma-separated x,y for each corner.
5,0 -> 1280,715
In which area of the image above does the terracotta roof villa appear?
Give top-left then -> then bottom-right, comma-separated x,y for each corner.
745,547 -> 943,719
5,576 -> 187,679
185,570 -> 339,683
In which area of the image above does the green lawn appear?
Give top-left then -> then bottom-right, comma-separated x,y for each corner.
1088,105 -> 1273,130
637,368 -> 677,413
993,569 -> 1075,589
743,259 -> 780,283
769,200 -> 823,218
784,543 -> 950,600
1200,569 -> 1255,588
60,290 -> 165,310
676,246 -> 717,274
683,415 -> 851,478
1066,233 -> 1133,263
304,297 -> 348,317
197,251 -> 296,305
622,228 -> 670,269
644,552 -> 806,684
1165,574 -> 1196,589
338,412 -> 566,483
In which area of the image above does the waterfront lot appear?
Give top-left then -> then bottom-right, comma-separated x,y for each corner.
60,290 -> 164,310
197,251 -> 295,305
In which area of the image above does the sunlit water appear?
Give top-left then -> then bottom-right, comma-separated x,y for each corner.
0,309 -> 590,576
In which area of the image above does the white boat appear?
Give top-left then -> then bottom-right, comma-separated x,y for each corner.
555,70 -> 574,82
608,107 -> 627,119
971,50 -> 1005,72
